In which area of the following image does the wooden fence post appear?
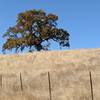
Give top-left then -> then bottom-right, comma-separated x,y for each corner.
89,71 -> 94,100
48,72 -> 52,100
20,73 -> 23,91
0,74 -> 2,88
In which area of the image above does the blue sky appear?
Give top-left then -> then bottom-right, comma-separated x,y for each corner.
0,0 -> 100,53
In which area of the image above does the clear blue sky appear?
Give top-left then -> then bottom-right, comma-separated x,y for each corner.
0,0 -> 100,53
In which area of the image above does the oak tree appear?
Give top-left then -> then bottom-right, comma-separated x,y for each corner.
2,9 -> 70,53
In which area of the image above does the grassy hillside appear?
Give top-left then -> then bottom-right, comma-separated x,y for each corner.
0,48 -> 100,100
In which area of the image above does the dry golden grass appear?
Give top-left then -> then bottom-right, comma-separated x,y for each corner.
0,48 -> 100,100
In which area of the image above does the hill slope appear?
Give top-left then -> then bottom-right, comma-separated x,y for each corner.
0,48 -> 100,100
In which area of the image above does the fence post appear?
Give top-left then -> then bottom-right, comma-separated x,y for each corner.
20,73 -> 23,92
0,74 -> 2,88
48,72 -> 52,100
89,71 -> 94,100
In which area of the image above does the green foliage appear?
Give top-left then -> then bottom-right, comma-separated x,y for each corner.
2,9 -> 70,53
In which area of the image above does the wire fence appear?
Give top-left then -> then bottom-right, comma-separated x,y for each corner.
0,71 -> 96,100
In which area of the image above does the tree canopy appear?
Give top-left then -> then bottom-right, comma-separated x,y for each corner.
2,9 -> 70,53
